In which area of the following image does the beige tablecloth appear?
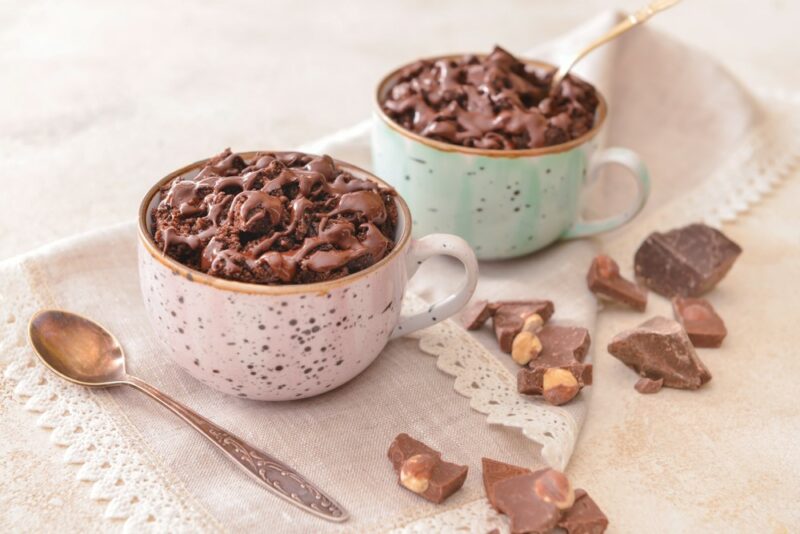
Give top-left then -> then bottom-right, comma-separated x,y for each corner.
2,2 -> 800,532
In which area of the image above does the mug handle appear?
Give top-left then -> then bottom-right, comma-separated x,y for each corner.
562,147 -> 650,239
390,234 -> 479,339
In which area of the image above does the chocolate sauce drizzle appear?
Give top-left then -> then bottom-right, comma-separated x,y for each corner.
152,150 -> 397,285
382,46 -> 600,150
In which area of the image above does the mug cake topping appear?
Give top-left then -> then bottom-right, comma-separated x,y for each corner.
152,149 -> 398,285
381,46 -> 600,150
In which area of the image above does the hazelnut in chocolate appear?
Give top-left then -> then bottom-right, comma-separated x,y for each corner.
607,316 -> 712,390
586,254 -> 647,311
382,46 -> 600,150
387,433 -> 467,503
491,300 -> 555,353
151,149 -> 398,285
672,297 -> 727,348
634,223 -> 742,297
518,325 -> 593,406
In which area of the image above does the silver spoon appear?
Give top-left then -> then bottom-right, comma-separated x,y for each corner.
550,0 -> 682,91
28,309 -> 348,523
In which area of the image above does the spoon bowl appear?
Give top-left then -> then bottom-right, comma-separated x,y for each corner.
29,310 -> 127,386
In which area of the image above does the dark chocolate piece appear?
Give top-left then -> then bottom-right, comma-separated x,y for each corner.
672,297 -> 727,348
492,301 -> 555,353
634,223 -> 742,297
481,457 -> 535,510
462,300 -> 493,330
152,149 -> 398,285
558,489 -> 609,534
634,377 -> 664,394
387,433 -> 468,504
607,317 -> 712,390
493,473 -> 561,534
518,325 -> 593,397
381,46 -> 600,150
587,254 -> 647,311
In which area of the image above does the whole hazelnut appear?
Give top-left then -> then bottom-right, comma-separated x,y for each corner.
534,468 -> 575,510
400,453 -> 437,494
542,368 -> 580,406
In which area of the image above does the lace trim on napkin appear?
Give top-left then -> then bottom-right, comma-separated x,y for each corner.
0,259 -> 221,533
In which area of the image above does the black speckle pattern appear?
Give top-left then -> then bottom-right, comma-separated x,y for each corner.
140,241 -> 406,401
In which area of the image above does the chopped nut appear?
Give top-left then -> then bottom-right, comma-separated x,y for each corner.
400,453 -> 437,494
533,468 -> 575,510
511,331 -> 542,365
510,313 -> 544,366
542,368 -> 579,406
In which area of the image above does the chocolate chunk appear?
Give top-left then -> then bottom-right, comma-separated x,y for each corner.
493,473 -> 561,534
387,433 -> 467,504
558,489 -> 609,534
634,377 -> 664,394
607,317 -> 712,390
462,300 -> 493,330
672,297 -> 727,348
517,325 -> 592,398
634,223 -> 742,297
586,254 -> 647,311
481,457 -> 535,510
492,300 -> 555,353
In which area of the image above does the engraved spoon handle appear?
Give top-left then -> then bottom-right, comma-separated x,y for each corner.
551,0 -> 682,90
125,375 -> 348,522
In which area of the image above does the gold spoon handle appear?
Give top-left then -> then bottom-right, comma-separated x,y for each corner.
125,376 -> 348,522
551,0 -> 681,89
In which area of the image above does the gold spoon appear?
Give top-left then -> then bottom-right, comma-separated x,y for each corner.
28,309 -> 348,523
550,0 -> 682,90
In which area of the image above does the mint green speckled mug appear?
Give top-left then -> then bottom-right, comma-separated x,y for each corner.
371,57 -> 650,260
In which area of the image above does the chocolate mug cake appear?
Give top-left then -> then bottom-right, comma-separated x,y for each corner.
381,46 -> 599,150
152,149 -> 398,285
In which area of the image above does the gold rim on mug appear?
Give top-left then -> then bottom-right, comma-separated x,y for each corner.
137,152 -> 413,296
374,55 -> 608,158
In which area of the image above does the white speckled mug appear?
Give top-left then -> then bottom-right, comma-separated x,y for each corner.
137,154 -> 478,401
372,56 -> 650,260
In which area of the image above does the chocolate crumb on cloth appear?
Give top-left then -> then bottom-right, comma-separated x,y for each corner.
586,254 -> 647,311
387,433 -> 467,503
381,46 -> 600,150
518,325 -> 592,405
608,316 -> 712,391
672,297 -> 727,348
151,149 -> 398,285
634,377 -> 664,394
634,223 -> 742,297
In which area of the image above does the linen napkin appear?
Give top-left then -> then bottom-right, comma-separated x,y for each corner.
0,11 -> 780,533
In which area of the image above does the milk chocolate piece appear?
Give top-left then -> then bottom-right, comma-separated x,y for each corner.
634,223 -> 742,297
672,297 -> 727,348
493,473 -> 561,534
518,326 -> 592,396
481,457 -> 535,510
607,317 -> 712,390
558,489 -> 609,534
492,300 -> 555,353
462,300 -> 492,330
387,433 -> 467,504
587,254 -> 647,311
634,377 -> 664,394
